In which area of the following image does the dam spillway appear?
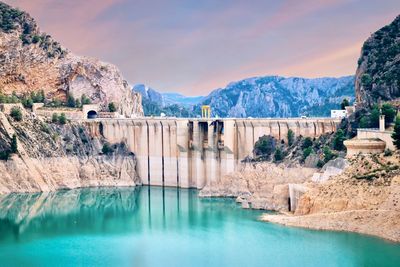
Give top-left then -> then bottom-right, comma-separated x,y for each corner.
86,117 -> 341,189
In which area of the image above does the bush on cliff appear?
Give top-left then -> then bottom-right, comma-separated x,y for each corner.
333,129 -> 346,151
274,147 -> 284,162
10,107 -> 22,121
58,113 -> 67,125
392,116 -> 400,149
253,135 -> 276,159
102,143 -> 114,155
108,102 -> 117,112
287,129 -> 295,146
52,113 -> 59,123
11,134 -> 18,154
302,137 -> 313,149
341,98 -> 350,110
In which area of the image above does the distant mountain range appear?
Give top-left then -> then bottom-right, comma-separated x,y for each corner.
133,75 -> 355,118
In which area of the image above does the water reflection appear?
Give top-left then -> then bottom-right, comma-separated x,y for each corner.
0,186 -> 256,243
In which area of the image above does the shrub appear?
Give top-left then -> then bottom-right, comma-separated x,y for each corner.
392,116 -> 400,149
323,146 -> 336,162
58,113 -> 67,125
369,106 -> 380,128
333,129 -> 346,151
384,149 -> 393,157
52,113 -> 59,123
10,107 -> 22,121
102,143 -> 114,155
316,160 -> 325,168
359,116 -> 369,128
361,73 -> 372,87
303,147 -> 313,160
75,98 -> 81,108
287,129 -> 295,146
11,134 -> 18,154
108,102 -> 117,112
340,98 -> 350,110
274,148 -> 284,162
254,135 -> 276,158
67,94 -> 75,108
381,103 -> 396,124
22,96 -> 33,108
302,137 -> 313,149
81,94 -> 91,105
0,151 -> 11,160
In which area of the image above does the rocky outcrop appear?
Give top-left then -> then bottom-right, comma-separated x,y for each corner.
0,110 -> 140,194
355,15 -> 400,108
200,163 -> 316,211
197,76 -> 355,118
262,152 -> 400,242
0,2 -> 143,117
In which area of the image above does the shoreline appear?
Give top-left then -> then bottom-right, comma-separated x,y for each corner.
261,209 -> 400,243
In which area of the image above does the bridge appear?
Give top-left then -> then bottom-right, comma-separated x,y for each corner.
85,117 -> 341,189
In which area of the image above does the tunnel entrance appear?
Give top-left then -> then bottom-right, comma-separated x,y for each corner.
87,110 -> 98,119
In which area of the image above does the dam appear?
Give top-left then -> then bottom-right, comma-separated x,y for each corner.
86,117 -> 340,189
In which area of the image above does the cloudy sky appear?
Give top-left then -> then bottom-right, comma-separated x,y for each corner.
4,0 -> 400,95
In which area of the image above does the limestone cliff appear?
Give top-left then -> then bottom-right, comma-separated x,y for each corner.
355,15 -> 400,108
0,110 -> 140,194
0,2 -> 143,117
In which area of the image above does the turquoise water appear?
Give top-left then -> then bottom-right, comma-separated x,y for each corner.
0,187 -> 399,267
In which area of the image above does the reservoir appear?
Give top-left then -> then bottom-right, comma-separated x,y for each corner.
0,186 -> 399,267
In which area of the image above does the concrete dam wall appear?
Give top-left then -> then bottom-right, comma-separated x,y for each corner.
86,118 -> 340,189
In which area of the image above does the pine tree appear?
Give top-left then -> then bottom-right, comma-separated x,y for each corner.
392,116 -> 400,149
11,134 -> 18,154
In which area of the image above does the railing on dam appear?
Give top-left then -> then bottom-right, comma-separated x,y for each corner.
84,117 -> 341,189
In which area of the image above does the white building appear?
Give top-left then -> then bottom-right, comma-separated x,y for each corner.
330,109 -> 347,118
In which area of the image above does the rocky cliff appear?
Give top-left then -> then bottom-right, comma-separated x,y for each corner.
0,2 -> 143,117
0,109 -> 140,194
355,15 -> 400,108
199,76 -> 354,118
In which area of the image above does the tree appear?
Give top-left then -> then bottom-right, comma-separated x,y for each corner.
67,94 -> 75,108
10,107 -> 22,121
340,98 -> 350,110
303,147 -> 313,160
58,113 -> 67,124
392,116 -> 400,149
108,102 -> 117,112
11,134 -> 18,154
75,98 -> 81,108
274,148 -> 283,162
287,129 -> 295,146
302,137 -> 313,149
102,143 -> 113,155
52,113 -> 59,123
254,135 -> 276,158
333,129 -> 346,151
369,106 -> 380,128
359,116 -> 369,128
361,73 -> 372,87
323,146 -> 336,162
81,94 -> 91,105
381,103 -> 396,125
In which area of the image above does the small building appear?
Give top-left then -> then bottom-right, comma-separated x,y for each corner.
331,109 -> 347,118
344,114 -> 395,157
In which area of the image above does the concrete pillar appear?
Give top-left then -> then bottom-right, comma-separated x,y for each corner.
147,120 -> 163,186
380,115 -> 385,132
162,120 -> 178,187
135,120 -> 149,185
191,121 -> 205,189
205,122 -> 218,185
220,119 -> 236,178
176,120 -> 190,188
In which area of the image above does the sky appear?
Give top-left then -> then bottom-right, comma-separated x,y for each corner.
4,0 -> 400,96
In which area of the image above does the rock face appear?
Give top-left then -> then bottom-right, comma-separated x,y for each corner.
199,163 -> 316,211
0,2 -> 143,117
0,110 -> 140,194
198,76 -> 355,118
355,15 -> 400,108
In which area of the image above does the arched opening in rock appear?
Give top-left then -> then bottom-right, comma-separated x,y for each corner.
87,110 -> 98,119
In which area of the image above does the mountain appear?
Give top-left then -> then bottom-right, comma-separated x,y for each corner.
0,2 -> 143,117
133,84 -> 199,117
197,75 -> 355,118
355,15 -> 400,108
162,93 -> 204,107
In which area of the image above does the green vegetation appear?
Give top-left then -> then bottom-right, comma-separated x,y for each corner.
381,103 -> 396,124
302,147 -> 313,160
302,137 -> 313,149
333,129 -> 346,151
67,94 -> 76,108
287,129 -> 294,146
0,151 -> 10,160
102,143 -> 114,155
81,94 -> 91,105
360,74 -> 372,87
52,113 -> 59,123
274,148 -> 283,162
11,134 -> 17,154
323,146 -> 336,162
253,135 -> 276,158
392,116 -> 400,149
108,102 -> 117,112
58,113 -> 67,125
340,98 -> 350,110
10,107 -> 22,121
